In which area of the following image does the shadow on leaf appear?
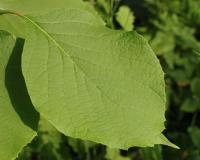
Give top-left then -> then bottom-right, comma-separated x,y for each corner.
5,38 -> 39,131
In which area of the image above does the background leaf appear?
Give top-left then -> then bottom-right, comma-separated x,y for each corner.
116,5 -> 134,31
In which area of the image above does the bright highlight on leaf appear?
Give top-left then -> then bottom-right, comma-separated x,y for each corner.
0,0 -> 178,159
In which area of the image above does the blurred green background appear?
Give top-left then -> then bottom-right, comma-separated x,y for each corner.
17,0 -> 200,159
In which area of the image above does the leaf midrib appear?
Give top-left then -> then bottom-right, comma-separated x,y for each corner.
2,10 -> 165,105
26,14 -> 165,105
8,12 -> 129,108
22,15 -> 70,58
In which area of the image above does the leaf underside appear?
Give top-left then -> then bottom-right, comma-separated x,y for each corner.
0,1 -> 178,159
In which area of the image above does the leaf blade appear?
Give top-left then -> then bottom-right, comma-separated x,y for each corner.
0,31 -> 39,160
21,9 -> 174,148
0,4 -> 177,149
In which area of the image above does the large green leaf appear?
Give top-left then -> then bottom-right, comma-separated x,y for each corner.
0,31 -> 39,160
0,1 -> 177,149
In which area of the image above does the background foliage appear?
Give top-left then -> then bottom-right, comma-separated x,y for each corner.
17,0 -> 200,159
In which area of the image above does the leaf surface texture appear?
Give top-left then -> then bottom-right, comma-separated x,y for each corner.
0,0 -> 177,149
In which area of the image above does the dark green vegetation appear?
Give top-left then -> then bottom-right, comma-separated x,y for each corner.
15,0 -> 200,160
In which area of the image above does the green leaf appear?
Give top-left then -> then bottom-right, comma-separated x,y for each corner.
116,5 -> 134,31
0,0 -> 103,23
181,98 -> 200,113
0,31 -> 39,160
188,126 -> 200,149
191,78 -> 200,98
0,0 -> 83,14
194,50 -> 200,56
0,2 -> 177,149
150,32 -> 175,56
